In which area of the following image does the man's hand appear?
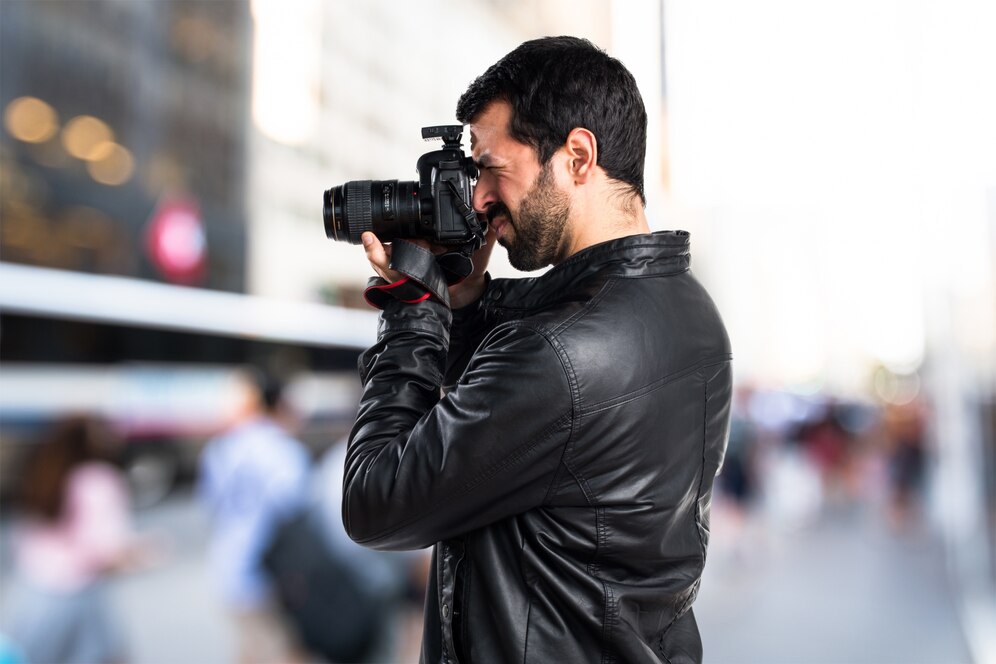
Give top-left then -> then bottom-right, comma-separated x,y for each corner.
448,231 -> 496,309
361,229 -> 496,309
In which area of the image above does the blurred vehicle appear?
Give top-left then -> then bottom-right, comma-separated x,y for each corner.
0,263 -> 375,507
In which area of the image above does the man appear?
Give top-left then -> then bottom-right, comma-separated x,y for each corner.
343,36 -> 732,663
199,370 -> 309,663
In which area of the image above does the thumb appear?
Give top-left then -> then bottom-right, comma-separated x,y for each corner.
362,232 -> 398,282
363,231 -> 385,263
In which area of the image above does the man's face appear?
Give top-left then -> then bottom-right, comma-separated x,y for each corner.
469,101 -> 572,271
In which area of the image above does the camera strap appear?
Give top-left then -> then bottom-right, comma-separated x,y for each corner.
363,240 -> 451,309
433,179 -> 486,286
444,179 -> 488,252
436,249 -> 474,286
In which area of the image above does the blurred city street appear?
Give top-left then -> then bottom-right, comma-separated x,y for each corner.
1,1 -> 995,662
0,485 -> 972,664
698,502 -> 971,663
0,490 -> 233,664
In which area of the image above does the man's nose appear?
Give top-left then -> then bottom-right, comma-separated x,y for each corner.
472,176 -> 497,215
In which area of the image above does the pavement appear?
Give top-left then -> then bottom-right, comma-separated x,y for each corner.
0,488 -> 976,664
696,500 -> 973,664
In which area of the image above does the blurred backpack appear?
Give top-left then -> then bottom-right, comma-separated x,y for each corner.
262,506 -> 386,663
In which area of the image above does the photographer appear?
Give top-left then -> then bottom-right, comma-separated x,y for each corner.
342,36 -> 732,664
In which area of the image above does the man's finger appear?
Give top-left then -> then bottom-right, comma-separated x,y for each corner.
362,232 -> 389,278
362,232 -> 402,282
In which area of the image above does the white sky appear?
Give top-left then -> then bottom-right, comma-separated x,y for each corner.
664,0 -> 996,389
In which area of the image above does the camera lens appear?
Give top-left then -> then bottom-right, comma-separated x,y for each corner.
323,180 -> 423,244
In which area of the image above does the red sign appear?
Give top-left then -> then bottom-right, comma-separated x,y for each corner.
145,197 -> 207,285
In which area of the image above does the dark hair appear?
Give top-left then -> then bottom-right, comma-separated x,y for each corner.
260,374 -> 285,412
456,36 -> 648,204
16,415 -> 118,521
244,366 -> 285,413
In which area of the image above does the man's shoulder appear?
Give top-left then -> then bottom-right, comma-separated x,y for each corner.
503,267 -> 660,331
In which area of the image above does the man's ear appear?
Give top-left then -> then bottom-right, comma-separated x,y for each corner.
564,128 -> 598,183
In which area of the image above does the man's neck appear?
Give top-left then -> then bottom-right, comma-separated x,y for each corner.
561,196 -> 651,262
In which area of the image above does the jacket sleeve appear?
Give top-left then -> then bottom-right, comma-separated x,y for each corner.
342,296 -> 574,551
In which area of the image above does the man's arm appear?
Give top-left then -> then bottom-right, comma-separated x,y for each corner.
342,295 -> 573,551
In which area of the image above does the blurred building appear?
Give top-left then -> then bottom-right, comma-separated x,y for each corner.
0,0 -> 353,503
1,0 -> 252,291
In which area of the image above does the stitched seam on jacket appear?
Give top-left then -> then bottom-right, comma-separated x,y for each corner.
468,319 -> 581,508
600,580 -> 617,664
549,276 -> 619,336
460,319 -> 580,510
657,376 -> 711,656
581,354 -> 731,416
694,377 -> 710,559
589,505 -> 605,650
521,598 -> 532,664
542,438 -> 571,507
515,285 -> 597,508
587,506 -> 603,577
536,323 -> 581,507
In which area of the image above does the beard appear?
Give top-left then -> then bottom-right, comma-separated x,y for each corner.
488,162 -> 571,271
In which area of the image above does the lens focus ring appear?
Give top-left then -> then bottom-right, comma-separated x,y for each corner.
345,181 -> 373,244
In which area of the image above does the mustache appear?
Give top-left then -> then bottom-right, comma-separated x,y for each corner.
486,203 -> 511,224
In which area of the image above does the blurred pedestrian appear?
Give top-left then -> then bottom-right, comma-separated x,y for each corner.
882,397 -> 928,530
315,439 -> 430,662
4,415 -> 149,664
718,386 -> 761,512
198,369 -> 310,663
716,386 -> 761,557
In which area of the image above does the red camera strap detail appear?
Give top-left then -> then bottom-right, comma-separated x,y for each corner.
363,275 -> 431,309
379,276 -> 411,290
362,279 -> 433,308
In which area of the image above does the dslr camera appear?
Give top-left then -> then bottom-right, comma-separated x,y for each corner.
323,125 -> 484,249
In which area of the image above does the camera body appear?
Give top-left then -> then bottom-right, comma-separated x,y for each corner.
324,125 -> 481,246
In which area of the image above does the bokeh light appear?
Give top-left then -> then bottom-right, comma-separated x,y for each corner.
85,142 -> 134,186
61,114 -> 114,160
4,96 -> 59,143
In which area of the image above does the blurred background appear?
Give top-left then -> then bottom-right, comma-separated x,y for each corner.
0,0 -> 994,662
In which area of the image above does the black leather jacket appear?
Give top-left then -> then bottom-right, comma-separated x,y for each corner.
343,231 -> 732,663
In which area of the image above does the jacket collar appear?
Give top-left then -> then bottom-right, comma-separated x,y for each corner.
488,230 -> 691,310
